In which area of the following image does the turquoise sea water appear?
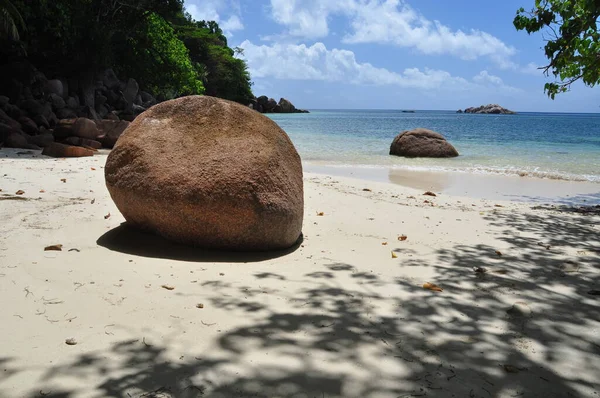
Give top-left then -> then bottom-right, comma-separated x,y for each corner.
268,110 -> 600,183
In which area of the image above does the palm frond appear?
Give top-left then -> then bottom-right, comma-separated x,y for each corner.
0,0 -> 25,40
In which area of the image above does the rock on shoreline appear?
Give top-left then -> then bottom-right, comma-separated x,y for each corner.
458,104 -> 516,114
390,128 -> 459,158
249,96 -> 309,114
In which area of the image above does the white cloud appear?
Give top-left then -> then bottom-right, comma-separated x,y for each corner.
473,71 -> 504,86
240,40 -> 520,94
185,0 -> 244,34
268,0 -> 516,68
222,15 -> 244,32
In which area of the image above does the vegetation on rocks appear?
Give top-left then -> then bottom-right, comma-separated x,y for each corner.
1,0 -> 253,103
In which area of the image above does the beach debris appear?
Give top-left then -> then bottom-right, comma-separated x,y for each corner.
588,290 -> 600,296
490,269 -> 509,274
91,198 -> 95,204
559,260 -> 579,275
494,204 -> 504,208
362,188 -> 372,192
196,303 -> 204,309
506,302 -> 532,318
65,338 -> 77,346
495,250 -> 503,257
104,212 -> 111,219
60,178 -> 66,183
382,242 -> 388,246
423,191 -> 437,197
391,252 -> 398,259
15,190 -> 24,195
219,272 -> 225,276
44,244 -> 63,251
398,235 -> 408,241
161,284 -> 175,290
68,248 -> 81,252
473,266 -> 488,274
537,242 -> 551,250
316,211 -> 325,216
91,167 -> 96,171
423,282 -> 443,292
502,364 -> 525,374
39,189 -> 45,193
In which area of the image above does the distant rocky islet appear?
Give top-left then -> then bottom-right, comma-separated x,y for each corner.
249,96 -> 309,114
457,104 -> 516,114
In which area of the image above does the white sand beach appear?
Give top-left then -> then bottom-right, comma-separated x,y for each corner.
0,148 -> 599,398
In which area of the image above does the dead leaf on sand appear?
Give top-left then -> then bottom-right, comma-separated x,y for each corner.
91,199 -> 95,204
382,242 -> 388,246
15,190 -> 24,195
423,282 -> 443,292
196,303 -> 204,309
362,188 -> 372,192
495,250 -> 503,257
65,338 -> 77,346
391,252 -> 398,259
91,167 -> 96,171
316,211 -> 325,216
44,244 -> 63,251
423,191 -> 437,197
494,204 -> 504,208
398,235 -> 408,241
60,178 -> 66,183
104,213 -> 111,219
161,284 -> 175,291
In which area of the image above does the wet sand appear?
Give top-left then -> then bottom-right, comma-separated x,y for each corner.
305,163 -> 600,205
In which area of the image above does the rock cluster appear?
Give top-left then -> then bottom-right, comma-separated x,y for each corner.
390,128 -> 459,158
105,96 -> 304,251
249,96 -> 309,114
0,61 -> 153,155
458,104 -> 516,114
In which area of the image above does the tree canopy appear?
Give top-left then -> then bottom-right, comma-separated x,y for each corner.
514,0 -> 600,98
3,0 -> 253,103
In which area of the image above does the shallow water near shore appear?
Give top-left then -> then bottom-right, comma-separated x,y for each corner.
269,109 -> 600,183
304,163 -> 600,205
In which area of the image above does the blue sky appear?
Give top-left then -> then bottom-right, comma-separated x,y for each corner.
184,0 -> 599,112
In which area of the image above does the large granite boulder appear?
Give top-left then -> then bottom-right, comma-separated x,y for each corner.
96,120 -> 130,148
105,95 -> 304,251
42,142 -> 95,158
4,132 -> 29,149
390,128 -> 459,158
278,98 -> 296,113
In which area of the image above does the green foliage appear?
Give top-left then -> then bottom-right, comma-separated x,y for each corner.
5,0 -> 252,103
514,0 -> 600,98
178,23 -> 253,104
115,13 -> 204,98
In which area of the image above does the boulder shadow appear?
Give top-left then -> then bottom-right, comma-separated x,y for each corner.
97,223 -> 303,263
